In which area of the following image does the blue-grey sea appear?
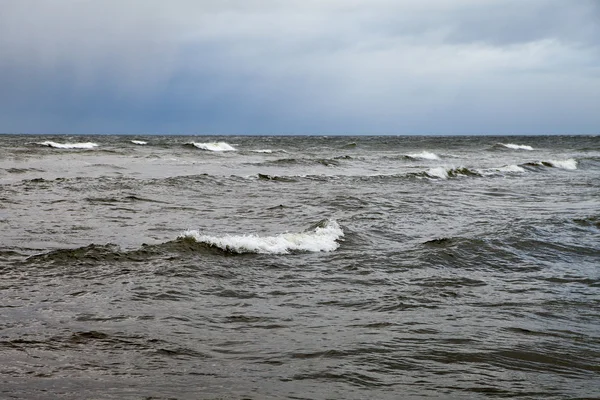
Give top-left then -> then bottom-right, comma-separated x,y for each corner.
1,135 -> 599,399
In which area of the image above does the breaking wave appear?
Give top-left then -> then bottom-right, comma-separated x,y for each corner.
548,159 -> 578,170
406,151 -> 439,160
522,159 -> 578,170
424,167 -> 481,180
131,140 -> 147,145
478,165 -> 526,176
179,219 -> 344,254
38,141 -> 98,149
189,142 -> 236,152
498,143 -> 534,151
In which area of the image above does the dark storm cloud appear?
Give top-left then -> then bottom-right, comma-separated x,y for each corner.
0,0 -> 598,134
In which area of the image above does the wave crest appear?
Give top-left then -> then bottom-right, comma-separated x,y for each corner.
406,151 -> 439,160
425,167 -> 481,180
179,219 -> 344,254
38,141 -> 98,149
189,142 -> 236,152
522,159 -> 578,170
498,143 -> 534,151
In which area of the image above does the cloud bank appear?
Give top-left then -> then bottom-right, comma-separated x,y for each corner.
1,0 -> 599,134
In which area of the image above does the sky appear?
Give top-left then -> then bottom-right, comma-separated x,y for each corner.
1,0 -> 599,135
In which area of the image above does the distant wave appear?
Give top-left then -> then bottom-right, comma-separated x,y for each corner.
406,151 -> 440,160
424,167 -> 481,180
257,173 -> 298,182
498,143 -> 534,151
250,149 -> 288,154
179,219 -> 343,254
131,140 -> 147,145
480,165 -> 526,175
260,157 -> 341,167
189,142 -> 236,152
522,159 -> 578,170
38,141 -> 98,149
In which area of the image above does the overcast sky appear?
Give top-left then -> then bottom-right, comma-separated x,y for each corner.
1,0 -> 599,134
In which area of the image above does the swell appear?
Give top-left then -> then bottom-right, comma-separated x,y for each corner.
255,157 -> 343,167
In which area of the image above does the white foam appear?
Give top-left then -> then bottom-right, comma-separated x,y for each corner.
501,143 -> 534,151
549,159 -> 577,170
180,219 -> 344,254
252,149 -> 273,153
38,141 -> 98,149
497,165 -> 526,173
478,164 -> 525,176
191,142 -> 236,152
131,140 -> 147,145
407,151 -> 439,160
426,167 -> 449,180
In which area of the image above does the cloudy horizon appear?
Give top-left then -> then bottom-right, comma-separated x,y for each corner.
1,0 -> 599,135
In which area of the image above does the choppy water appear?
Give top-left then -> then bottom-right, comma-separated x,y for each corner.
1,134 -> 599,399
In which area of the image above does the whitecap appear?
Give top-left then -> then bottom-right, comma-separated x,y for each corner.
190,142 -> 236,152
252,149 -> 273,153
478,164 -> 525,176
549,159 -> 577,170
407,151 -> 439,160
180,219 -> 343,254
497,165 -> 526,173
500,143 -> 534,151
38,141 -> 98,149
426,167 -> 449,179
131,140 -> 147,145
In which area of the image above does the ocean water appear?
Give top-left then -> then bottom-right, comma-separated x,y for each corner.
1,134 -> 599,399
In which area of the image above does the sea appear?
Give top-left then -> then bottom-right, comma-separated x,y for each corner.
1,134 -> 599,399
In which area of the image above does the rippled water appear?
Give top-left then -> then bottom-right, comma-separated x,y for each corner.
1,135 -> 599,399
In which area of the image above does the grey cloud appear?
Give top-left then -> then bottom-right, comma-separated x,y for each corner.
0,0 -> 599,133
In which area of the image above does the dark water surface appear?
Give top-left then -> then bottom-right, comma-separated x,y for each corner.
1,135 -> 599,399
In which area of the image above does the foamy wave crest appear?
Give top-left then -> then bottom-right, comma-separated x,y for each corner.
478,164 -> 526,176
180,219 -> 343,254
424,167 -> 481,180
427,167 -> 448,179
407,151 -> 439,160
549,159 -> 577,170
500,143 -> 534,151
38,141 -> 98,149
131,140 -> 147,145
250,149 -> 287,154
190,142 -> 236,152
497,165 -> 526,173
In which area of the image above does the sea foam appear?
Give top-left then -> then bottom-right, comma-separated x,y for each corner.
407,151 -> 439,160
131,140 -> 147,145
190,142 -> 236,152
180,219 -> 343,254
38,141 -> 98,149
426,167 -> 449,179
500,143 -> 534,151
497,165 -> 526,173
549,159 -> 578,170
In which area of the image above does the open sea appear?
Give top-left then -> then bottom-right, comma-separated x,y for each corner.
1,134 -> 599,399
